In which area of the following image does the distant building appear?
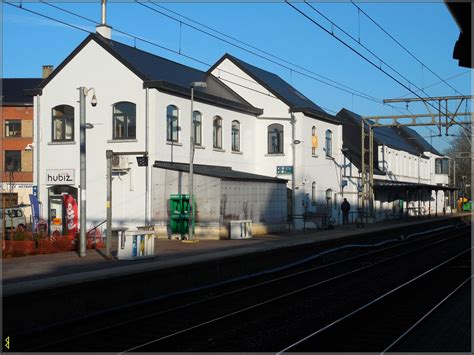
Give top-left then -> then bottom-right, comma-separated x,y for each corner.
1,78 -> 42,219
336,108 -> 452,222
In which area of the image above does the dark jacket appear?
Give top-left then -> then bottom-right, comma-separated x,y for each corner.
341,201 -> 350,213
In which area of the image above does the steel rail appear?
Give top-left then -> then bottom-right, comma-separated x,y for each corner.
23,225 -> 466,352
119,229 -> 468,353
381,275 -> 472,353
278,247 -> 472,353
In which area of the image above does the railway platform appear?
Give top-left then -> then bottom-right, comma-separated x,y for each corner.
3,212 -> 471,297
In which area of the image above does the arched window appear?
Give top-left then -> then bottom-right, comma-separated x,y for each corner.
166,105 -> 179,142
268,123 -> 283,154
213,116 -> 222,149
193,111 -> 202,146
311,126 -> 318,156
311,181 -> 316,204
231,120 -> 240,152
326,188 -> 333,210
325,129 -> 332,157
52,105 -> 74,141
113,102 -> 136,140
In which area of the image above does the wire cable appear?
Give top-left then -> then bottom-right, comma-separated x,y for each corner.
350,1 -> 465,96
287,1 -> 466,125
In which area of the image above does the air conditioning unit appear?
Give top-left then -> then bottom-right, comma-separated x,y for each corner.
112,155 -> 130,170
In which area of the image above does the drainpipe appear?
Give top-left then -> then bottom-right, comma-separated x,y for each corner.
290,110 -> 296,232
145,87 -> 150,225
36,94 -> 41,216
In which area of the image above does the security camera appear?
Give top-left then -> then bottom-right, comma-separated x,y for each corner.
90,95 -> 98,107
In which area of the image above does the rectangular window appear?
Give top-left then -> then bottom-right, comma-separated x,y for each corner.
5,150 -> 21,172
435,158 -> 449,174
5,120 -> 21,137
113,102 -> 136,140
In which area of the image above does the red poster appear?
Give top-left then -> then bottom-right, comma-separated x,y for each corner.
63,194 -> 78,237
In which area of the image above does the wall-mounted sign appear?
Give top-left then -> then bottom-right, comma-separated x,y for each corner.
46,169 -> 75,185
277,166 -> 293,175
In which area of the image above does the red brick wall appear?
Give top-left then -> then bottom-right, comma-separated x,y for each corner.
1,106 -> 34,183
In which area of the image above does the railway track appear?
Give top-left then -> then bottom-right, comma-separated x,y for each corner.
14,224 -> 471,352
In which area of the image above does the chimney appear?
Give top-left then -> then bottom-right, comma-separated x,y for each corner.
42,65 -> 54,79
96,0 -> 112,39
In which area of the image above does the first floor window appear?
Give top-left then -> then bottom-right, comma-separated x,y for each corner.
213,116 -> 222,149
113,102 -> 136,140
193,111 -> 202,146
5,150 -> 21,172
167,105 -> 179,142
52,105 -> 74,141
268,123 -> 283,154
5,120 -> 21,137
325,129 -> 332,157
231,120 -> 240,152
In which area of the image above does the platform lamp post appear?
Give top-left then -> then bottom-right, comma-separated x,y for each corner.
188,81 -> 207,241
78,87 -> 97,258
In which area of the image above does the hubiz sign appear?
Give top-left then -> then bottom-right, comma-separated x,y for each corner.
46,169 -> 75,185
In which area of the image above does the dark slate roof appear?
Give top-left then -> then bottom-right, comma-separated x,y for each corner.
209,54 -> 339,124
2,78 -> 42,105
34,33 -> 262,115
399,126 -> 442,156
374,179 -> 455,191
153,161 -> 287,183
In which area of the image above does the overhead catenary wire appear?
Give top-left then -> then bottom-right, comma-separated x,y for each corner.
144,1 -> 383,104
287,1 -> 466,125
35,0 -> 374,110
350,1 -> 465,96
135,0 -> 386,105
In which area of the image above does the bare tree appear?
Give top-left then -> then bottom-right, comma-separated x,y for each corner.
443,127 -> 472,198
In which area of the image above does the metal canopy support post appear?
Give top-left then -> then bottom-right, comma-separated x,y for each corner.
79,87 -> 87,258
369,126 -> 374,218
360,119 -> 366,225
106,150 -> 113,259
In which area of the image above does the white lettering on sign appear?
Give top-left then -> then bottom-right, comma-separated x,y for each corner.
46,169 -> 75,185
66,202 -> 76,230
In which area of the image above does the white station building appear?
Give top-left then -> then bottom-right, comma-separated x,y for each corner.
28,28 -> 451,237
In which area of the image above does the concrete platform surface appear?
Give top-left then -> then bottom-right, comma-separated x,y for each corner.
2,213 -> 471,297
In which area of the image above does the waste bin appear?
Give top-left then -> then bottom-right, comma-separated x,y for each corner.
229,220 -> 252,239
117,230 -> 155,260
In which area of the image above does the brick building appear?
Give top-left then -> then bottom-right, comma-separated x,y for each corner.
1,78 -> 42,217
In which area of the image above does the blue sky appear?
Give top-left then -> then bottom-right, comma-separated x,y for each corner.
3,1 -> 471,152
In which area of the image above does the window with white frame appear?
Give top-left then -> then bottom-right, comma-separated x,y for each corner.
113,102 -> 136,140
5,120 -> 21,138
167,105 -> 179,142
268,123 -> 283,154
52,105 -> 74,142
231,120 -> 240,152
213,116 -> 222,149
193,111 -> 202,146
435,158 -> 449,174
325,129 -> 332,157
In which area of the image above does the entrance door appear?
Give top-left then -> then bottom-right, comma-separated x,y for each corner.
49,195 -> 64,235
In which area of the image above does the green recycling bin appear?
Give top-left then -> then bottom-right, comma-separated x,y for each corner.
170,194 -> 195,235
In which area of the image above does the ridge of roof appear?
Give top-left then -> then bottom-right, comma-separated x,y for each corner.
210,53 -> 339,124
